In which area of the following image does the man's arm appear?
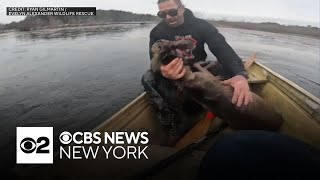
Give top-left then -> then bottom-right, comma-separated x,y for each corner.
202,21 -> 252,107
202,21 -> 247,78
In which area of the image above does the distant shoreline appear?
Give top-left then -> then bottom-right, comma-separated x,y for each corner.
0,22 -> 152,34
1,21 -> 319,40
209,20 -> 319,39
218,26 -> 318,40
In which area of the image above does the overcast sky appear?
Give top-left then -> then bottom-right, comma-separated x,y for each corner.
1,0 -> 319,26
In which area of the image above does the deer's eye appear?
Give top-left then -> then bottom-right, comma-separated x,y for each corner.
158,46 -> 161,50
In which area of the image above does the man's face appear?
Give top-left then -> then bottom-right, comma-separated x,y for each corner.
158,0 -> 185,27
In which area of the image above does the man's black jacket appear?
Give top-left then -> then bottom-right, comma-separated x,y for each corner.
149,8 -> 246,77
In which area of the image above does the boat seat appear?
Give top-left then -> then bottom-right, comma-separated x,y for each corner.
248,74 -> 268,84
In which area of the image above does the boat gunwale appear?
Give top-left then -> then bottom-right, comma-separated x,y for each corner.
254,62 -> 320,122
255,62 -> 320,104
91,92 -> 147,133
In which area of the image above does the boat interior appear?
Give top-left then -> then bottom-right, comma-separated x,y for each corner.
16,61 -> 320,180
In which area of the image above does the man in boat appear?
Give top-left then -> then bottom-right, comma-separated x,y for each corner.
142,0 -> 252,144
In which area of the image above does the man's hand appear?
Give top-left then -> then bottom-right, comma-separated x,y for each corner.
161,57 -> 186,80
223,75 -> 253,107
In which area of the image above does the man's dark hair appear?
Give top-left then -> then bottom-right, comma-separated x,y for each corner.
157,0 -> 183,6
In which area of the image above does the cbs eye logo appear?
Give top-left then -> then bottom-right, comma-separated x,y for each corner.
59,131 -> 72,144
20,137 -> 50,154
16,127 -> 53,164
